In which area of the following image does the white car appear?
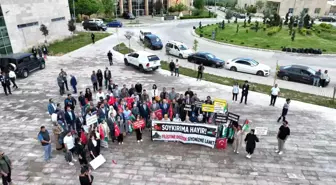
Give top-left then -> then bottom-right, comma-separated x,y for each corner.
124,51 -> 160,72
165,40 -> 193,59
225,58 -> 271,76
81,18 -> 104,25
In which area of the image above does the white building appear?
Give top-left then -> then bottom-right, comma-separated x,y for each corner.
0,0 -> 71,55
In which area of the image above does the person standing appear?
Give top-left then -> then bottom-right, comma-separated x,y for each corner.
96,69 -> 103,89
0,72 -> 11,96
196,64 -> 204,81
116,116 -> 125,145
320,70 -> 329,88
233,125 -> 243,154
135,115 -> 143,143
91,33 -> 95,44
60,69 -> 69,91
240,80 -> 249,105
169,59 -> 175,76
276,120 -> 290,155
32,46 -> 37,58
232,82 -> 239,102
91,71 -> 98,92
135,82 -> 142,95
38,46 -> 43,58
313,69 -> 321,87
88,133 -> 98,160
244,129 -> 259,159
63,131 -> 77,166
79,166 -> 94,185
104,67 -> 112,89
52,121 -> 63,150
8,69 -> 18,89
37,126 -> 52,162
65,106 -> 76,131
42,45 -> 48,59
48,98 -> 57,116
277,98 -> 290,122
107,50 -> 113,65
57,74 -> 65,96
270,84 -> 280,106
175,59 -> 180,77
107,112 -> 116,142
70,75 -> 77,94
77,138 -> 88,166
0,151 -> 12,185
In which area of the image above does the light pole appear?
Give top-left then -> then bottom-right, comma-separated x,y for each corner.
72,0 -> 76,20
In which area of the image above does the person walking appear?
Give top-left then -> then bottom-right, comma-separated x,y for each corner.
0,72 -> 11,96
277,98 -> 290,122
57,74 -> 65,96
244,129 -> 259,159
63,131 -> 77,166
104,67 -> 112,89
233,125 -> 243,154
275,120 -> 290,155
96,69 -> 103,89
313,69 -> 321,87
60,69 -> 69,91
196,64 -> 204,81
32,46 -> 37,58
320,70 -> 329,88
0,151 -> 12,185
91,71 -> 98,92
8,69 -> 18,89
175,59 -> 180,77
70,75 -> 77,94
270,84 -> 280,106
169,60 -> 175,76
107,50 -> 113,65
91,33 -> 95,44
240,80 -> 249,105
79,166 -> 94,185
232,82 -> 239,102
77,138 -> 88,166
37,126 -> 52,162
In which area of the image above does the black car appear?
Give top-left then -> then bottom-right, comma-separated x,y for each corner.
187,52 -> 224,68
123,12 -> 135,19
82,21 -> 107,31
318,16 -> 336,22
277,65 -> 330,86
0,53 -> 46,78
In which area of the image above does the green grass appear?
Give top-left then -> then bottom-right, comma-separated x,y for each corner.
48,32 -> 111,56
196,23 -> 336,53
161,61 -> 336,109
113,43 -> 134,54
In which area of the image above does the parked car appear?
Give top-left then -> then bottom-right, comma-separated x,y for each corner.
144,34 -> 163,50
233,12 -> 246,19
225,58 -> 270,76
0,53 -> 45,78
277,65 -> 330,86
123,12 -> 135,19
139,30 -> 152,41
81,18 -> 104,25
187,52 -> 224,68
165,40 -> 193,59
82,21 -> 107,31
318,16 -> 336,22
106,20 -> 123,27
124,51 -> 160,72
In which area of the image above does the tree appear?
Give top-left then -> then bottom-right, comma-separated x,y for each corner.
236,24 -> 239,33
272,13 -> 281,26
256,0 -> 264,12
303,14 -> 310,28
76,0 -> 101,17
225,10 -> 233,22
40,24 -> 49,43
174,3 -> 187,13
291,30 -> 296,41
154,0 -> 163,15
246,5 -> 257,14
124,31 -> 134,53
234,17 -> 238,23
255,21 -> 259,32
284,12 -> 289,25
193,0 -> 205,10
101,0 -> 115,17
243,19 -> 246,28
248,16 -> 251,24
222,20 -> 225,29
68,19 -> 76,41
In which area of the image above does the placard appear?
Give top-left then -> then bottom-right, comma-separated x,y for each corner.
195,101 -> 203,108
227,112 -> 240,122
214,98 -> 227,113
90,154 -> 106,170
184,104 -> 192,111
254,127 -> 268,136
202,104 -> 214,112
86,114 -> 98,126
215,113 -> 227,124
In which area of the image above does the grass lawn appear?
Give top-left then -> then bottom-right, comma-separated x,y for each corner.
48,32 -> 111,56
195,23 -> 336,53
161,61 -> 336,109
113,43 -> 134,54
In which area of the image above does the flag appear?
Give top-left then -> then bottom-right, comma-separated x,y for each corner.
168,103 -> 173,120
114,123 -> 120,137
154,109 -> 163,120
132,119 -> 145,129
108,97 -> 116,105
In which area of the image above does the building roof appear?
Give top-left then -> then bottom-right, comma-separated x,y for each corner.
0,53 -> 32,59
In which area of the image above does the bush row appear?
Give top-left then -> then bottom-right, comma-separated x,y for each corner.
298,28 -> 313,36
181,15 -> 217,19
267,27 -> 281,36
281,47 -> 323,54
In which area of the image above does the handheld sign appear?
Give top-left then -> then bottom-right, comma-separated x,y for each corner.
184,104 -> 192,111
227,112 -> 240,122
86,114 -> 98,126
202,104 -> 214,112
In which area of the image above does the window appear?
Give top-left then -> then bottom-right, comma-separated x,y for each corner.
300,70 -> 310,76
166,43 -> 173,48
248,59 -> 259,66
303,8 -> 309,14
314,8 -> 321,14
148,55 -> 159,61
206,54 -> 215,59
22,57 -> 30,63
307,68 -> 316,75
51,17 -> 65,22
133,53 -> 139,58
178,45 -> 188,50
236,61 -> 250,66
174,45 -> 178,50
288,8 -> 294,14
17,21 -> 38,28
288,68 -> 301,74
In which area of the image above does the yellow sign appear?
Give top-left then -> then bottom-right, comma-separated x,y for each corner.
214,98 -> 227,113
214,98 -> 227,106
202,104 -> 214,112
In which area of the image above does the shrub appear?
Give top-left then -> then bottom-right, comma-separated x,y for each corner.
255,43 -> 258,46
320,23 -> 333,29
323,49 -> 327,52
267,27 -> 280,36
246,29 -> 249,33
306,29 -> 312,35
230,40 -> 234,42
299,28 -> 307,36
241,42 -> 244,44
192,9 -> 202,16
266,45 -> 270,48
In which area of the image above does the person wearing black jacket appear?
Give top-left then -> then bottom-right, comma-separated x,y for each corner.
0,72 -> 11,95
135,82 -> 142,95
107,50 -> 113,65
96,69 -> 103,88
104,67 -> 112,89
128,84 -> 135,96
245,129 -> 259,159
79,166 -> 94,185
169,60 -> 175,76
88,133 -> 98,160
76,138 -> 88,166
91,33 -> 95,44
196,64 -> 204,81
185,88 -> 194,98
240,80 -> 249,104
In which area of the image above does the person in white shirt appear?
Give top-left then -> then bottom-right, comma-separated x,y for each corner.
270,84 -> 280,106
9,69 -> 18,89
95,88 -> 105,103
63,131 -> 77,165
232,82 -> 239,102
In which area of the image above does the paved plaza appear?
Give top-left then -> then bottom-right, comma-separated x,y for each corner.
0,37 -> 336,185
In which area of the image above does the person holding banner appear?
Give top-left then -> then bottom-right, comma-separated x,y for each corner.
88,133 -> 98,160
134,115 -> 144,143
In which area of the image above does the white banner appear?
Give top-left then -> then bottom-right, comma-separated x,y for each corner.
90,154 -> 106,170
151,121 -> 218,148
86,114 -> 97,126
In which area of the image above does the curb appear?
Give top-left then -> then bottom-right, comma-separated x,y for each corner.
191,29 -> 336,57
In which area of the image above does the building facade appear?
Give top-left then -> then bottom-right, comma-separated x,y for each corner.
0,0 -> 71,55
237,0 -> 328,16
